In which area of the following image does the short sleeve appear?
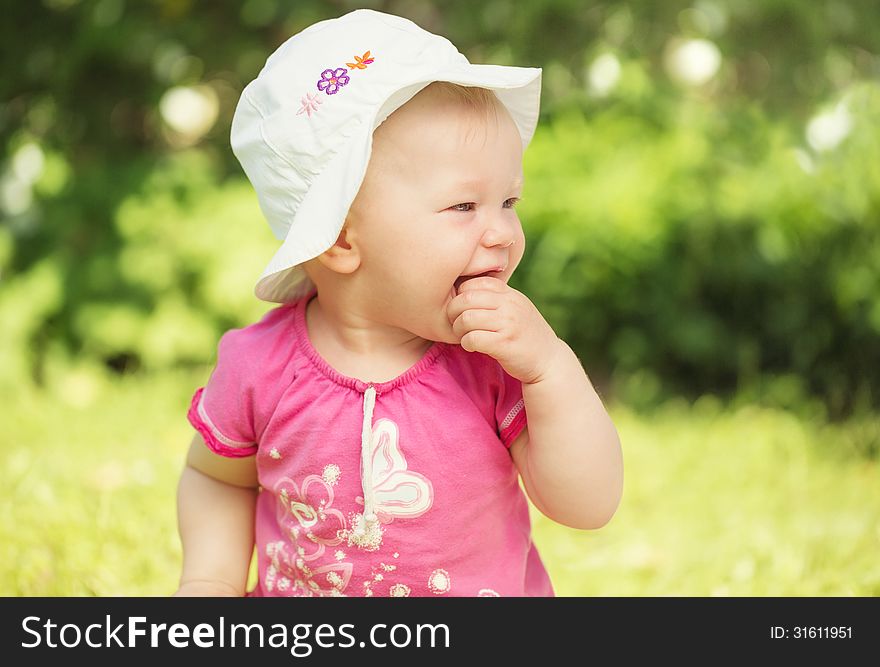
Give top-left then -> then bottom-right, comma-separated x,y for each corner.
495,362 -> 527,449
186,329 -> 259,458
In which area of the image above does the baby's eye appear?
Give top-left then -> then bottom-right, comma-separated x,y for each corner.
450,198 -> 521,213
450,202 -> 475,212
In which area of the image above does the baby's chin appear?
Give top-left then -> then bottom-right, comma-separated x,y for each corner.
401,294 -> 460,347
438,293 -> 465,345
418,314 -> 460,346
392,282 -> 469,346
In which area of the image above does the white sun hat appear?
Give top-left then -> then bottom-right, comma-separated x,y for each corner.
231,8 -> 543,303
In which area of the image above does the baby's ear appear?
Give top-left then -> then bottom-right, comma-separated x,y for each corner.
333,226 -> 352,250
317,226 -> 360,274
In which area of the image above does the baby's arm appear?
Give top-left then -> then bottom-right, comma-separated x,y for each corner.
511,340 -> 624,531
448,278 -> 623,530
173,432 -> 258,596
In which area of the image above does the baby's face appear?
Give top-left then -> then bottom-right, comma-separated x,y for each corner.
349,91 -> 526,344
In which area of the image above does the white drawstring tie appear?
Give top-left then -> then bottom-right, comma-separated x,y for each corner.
347,385 -> 383,550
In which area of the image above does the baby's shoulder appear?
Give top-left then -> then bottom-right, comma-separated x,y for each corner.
230,302 -> 297,342
216,302 -> 301,376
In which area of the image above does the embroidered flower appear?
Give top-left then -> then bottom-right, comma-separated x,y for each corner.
428,569 -> 451,595
389,583 -> 411,597
346,51 -> 374,70
298,52 -> 375,120
264,540 -> 352,597
275,474 -> 347,560
317,67 -> 350,95
322,464 -> 341,486
296,92 -> 323,117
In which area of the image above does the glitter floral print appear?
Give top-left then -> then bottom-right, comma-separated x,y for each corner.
266,417 -> 440,596
274,473 -> 347,560
264,539 -> 352,596
297,50 -> 375,117
270,471 -> 352,595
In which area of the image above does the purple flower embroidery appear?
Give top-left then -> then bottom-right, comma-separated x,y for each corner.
317,67 -> 350,95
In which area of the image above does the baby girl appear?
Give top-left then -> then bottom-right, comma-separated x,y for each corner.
175,8 -> 622,597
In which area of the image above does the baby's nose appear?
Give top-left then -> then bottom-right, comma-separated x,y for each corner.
481,227 -> 516,249
480,206 -> 521,249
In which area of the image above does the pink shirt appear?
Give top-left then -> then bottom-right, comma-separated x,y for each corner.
187,288 -> 554,597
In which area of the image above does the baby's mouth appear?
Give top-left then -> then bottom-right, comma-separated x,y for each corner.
453,271 -> 496,294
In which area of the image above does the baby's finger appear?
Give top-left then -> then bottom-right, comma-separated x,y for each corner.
456,275 -> 507,295
460,328 -> 504,355
451,308 -> 501,340
447,288 -> 501,325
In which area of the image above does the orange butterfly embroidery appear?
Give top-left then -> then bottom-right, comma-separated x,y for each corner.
346,51 -> 375,70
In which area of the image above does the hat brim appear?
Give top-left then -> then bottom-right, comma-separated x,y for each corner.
254,63 -> 542,304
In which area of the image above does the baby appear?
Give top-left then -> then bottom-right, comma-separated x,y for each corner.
175,9 -> 622,597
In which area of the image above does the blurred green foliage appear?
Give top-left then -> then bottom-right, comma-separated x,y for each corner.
518,81 -> 880,421
2,0 -> 880,420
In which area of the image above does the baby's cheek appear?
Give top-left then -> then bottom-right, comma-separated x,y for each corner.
512,228 -> 527,262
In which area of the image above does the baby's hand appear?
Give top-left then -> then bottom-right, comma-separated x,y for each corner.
447,277 -> 567,385
172,579 -> 244,597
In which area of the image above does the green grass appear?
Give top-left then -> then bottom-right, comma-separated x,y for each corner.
534,398 -> 880,595
3,364 -> 878,596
